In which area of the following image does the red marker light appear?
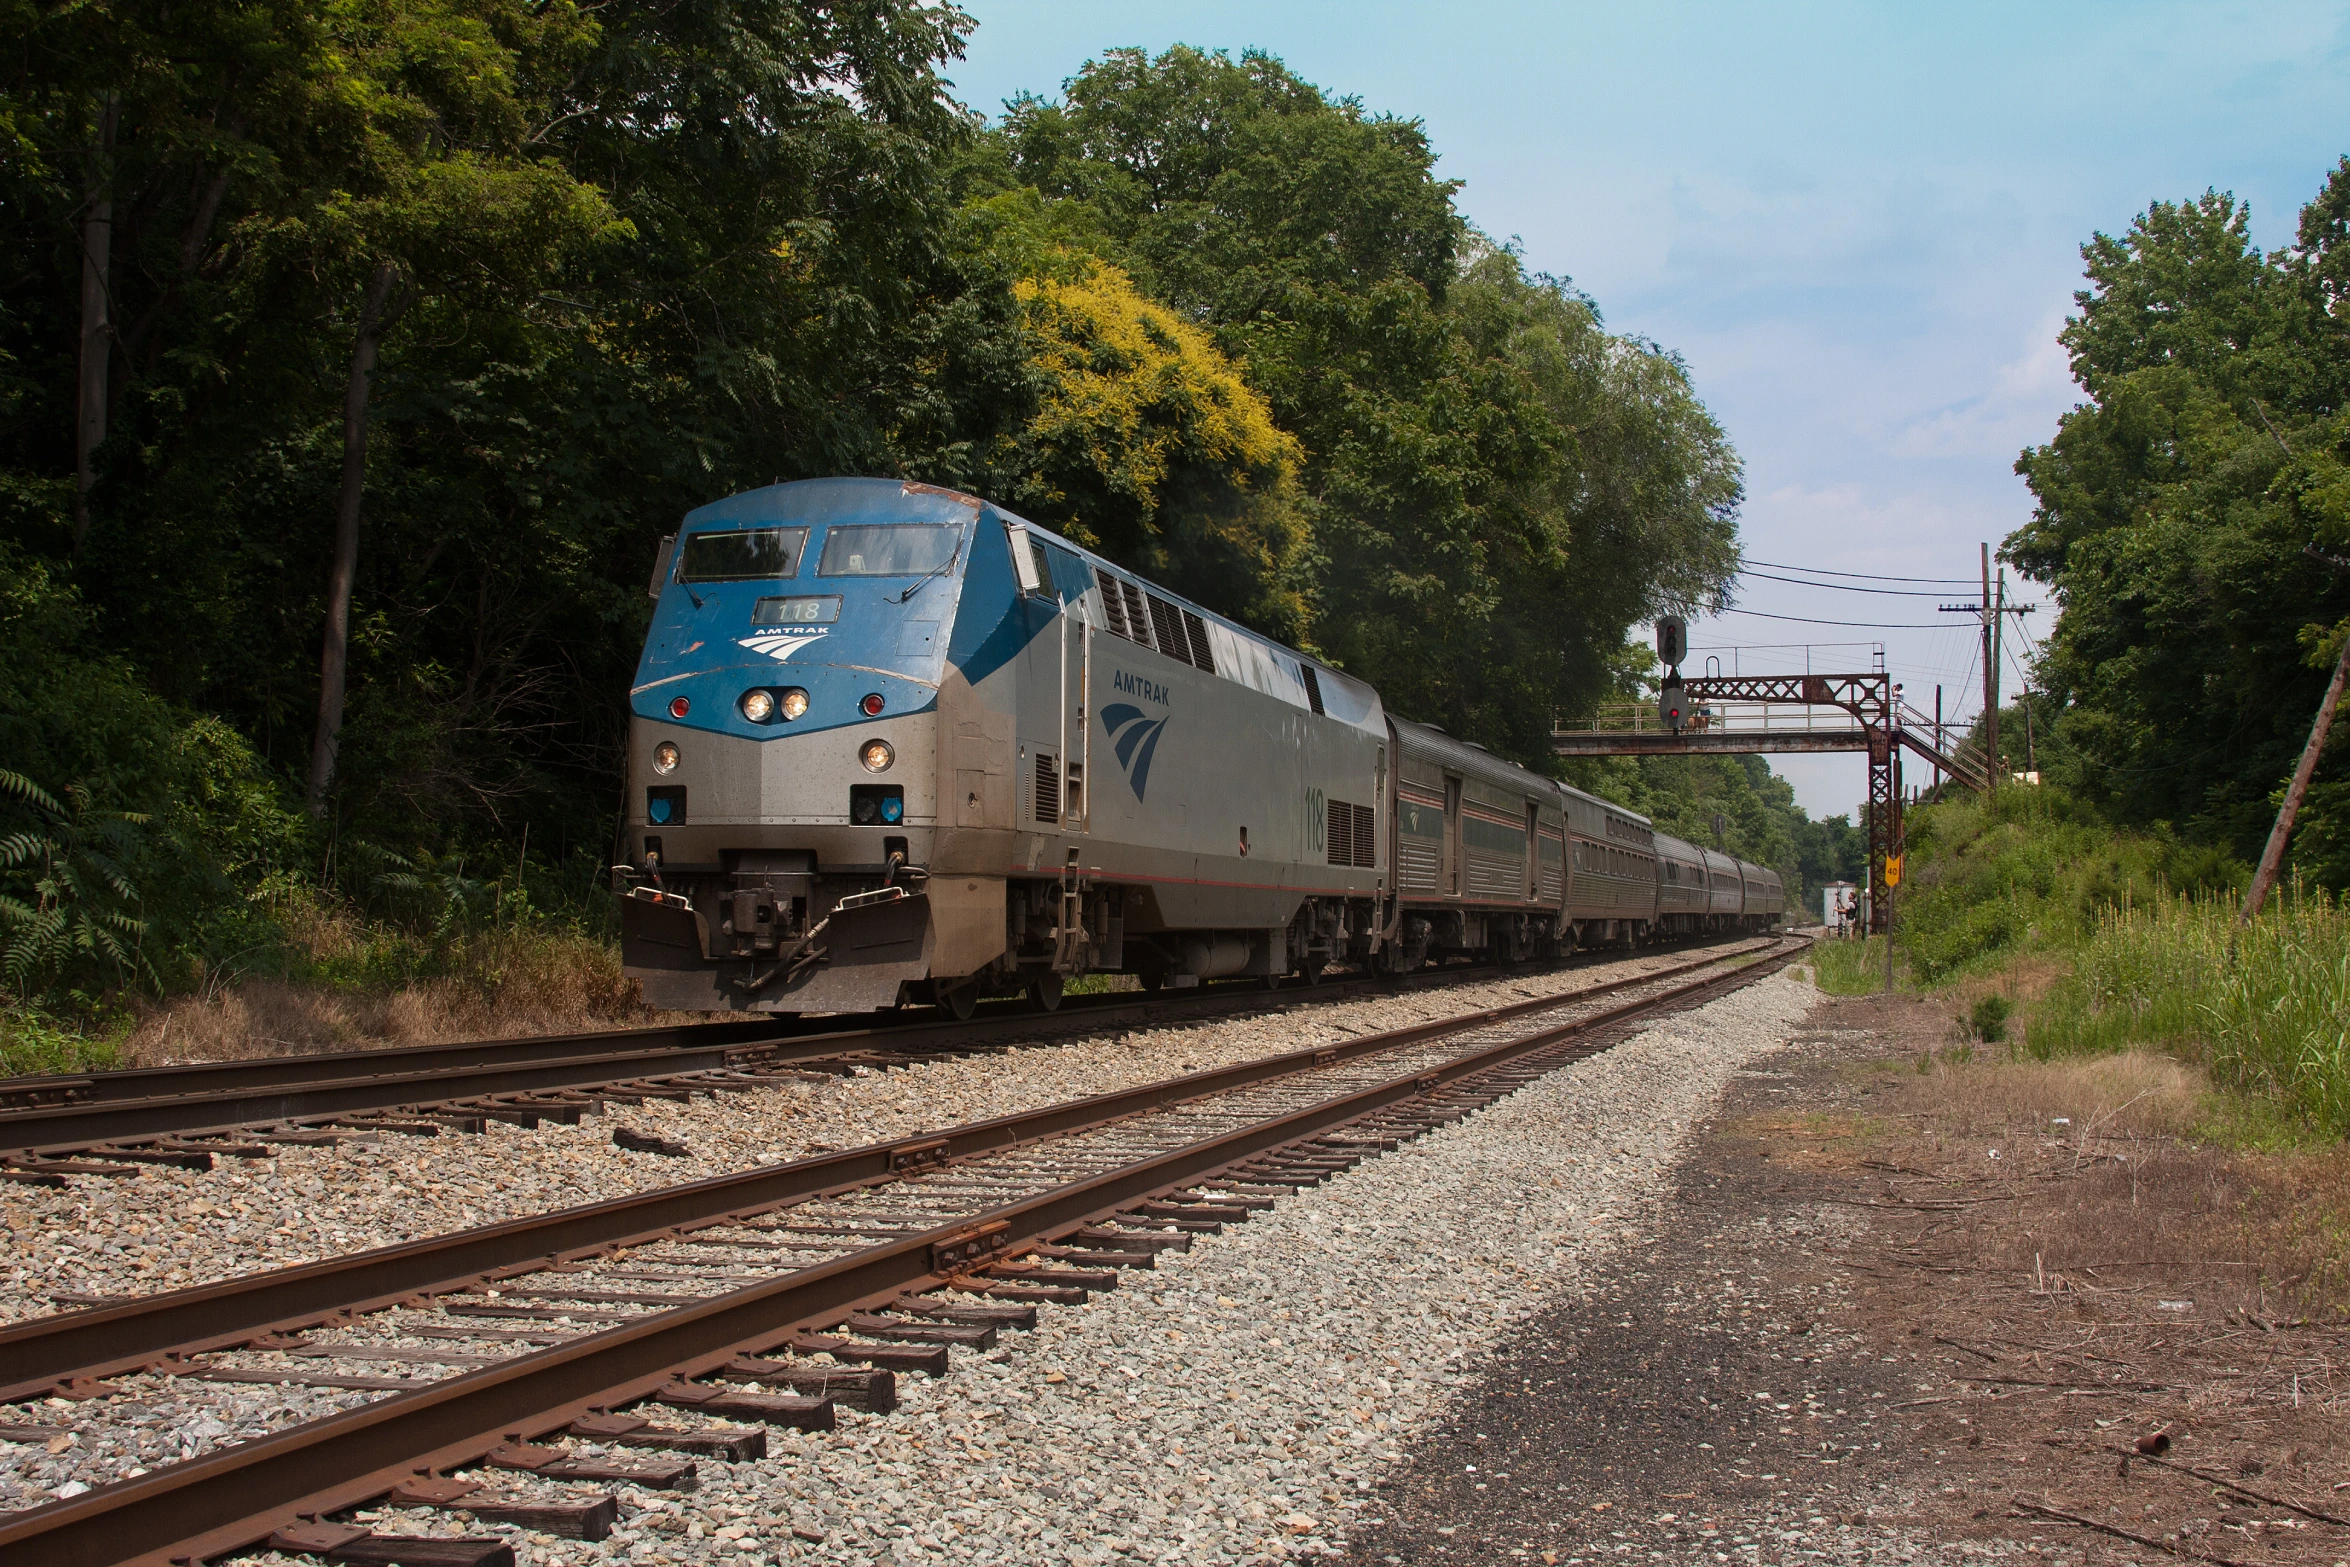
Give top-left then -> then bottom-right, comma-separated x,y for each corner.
669,696 -> 690,718
861,692 -> 885,716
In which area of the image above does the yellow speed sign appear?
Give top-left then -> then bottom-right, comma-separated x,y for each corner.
1885,855 -> 1903,888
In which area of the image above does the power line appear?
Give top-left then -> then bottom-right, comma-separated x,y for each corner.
1713,607 -> 1967,631
1742,557 -> 1982,586
1736,568 -> 1953,598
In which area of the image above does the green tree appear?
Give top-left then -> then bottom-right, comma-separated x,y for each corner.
246,0 -> 620,815
988,47 -> 1741,765
2011,164 -> 2350,873
9,0 -> 1011,859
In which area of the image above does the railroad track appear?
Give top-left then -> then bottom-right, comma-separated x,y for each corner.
0,938 -> 1765,1173
0,937 -> 1804,1567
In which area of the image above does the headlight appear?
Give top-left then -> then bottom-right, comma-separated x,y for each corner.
778,687 -> 809,720
741,689 -> 775,723
860,739 -> 894,773
861,692 -> 885,716
668,696 -> 690,718
653,742 -> 681,775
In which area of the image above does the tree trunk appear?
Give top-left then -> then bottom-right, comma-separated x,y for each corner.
305,259 -> 401,819
72,93 -> 118,551
2242,627 -> 2350,924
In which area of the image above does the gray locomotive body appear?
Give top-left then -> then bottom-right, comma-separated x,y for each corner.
618,478 -> 1786,1014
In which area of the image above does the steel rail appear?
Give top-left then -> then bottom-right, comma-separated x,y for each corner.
0,939 -> 1804,1567
0,973 -> 1343,1113
0,941 -> 1768,1402
0,943 -> 1727,1157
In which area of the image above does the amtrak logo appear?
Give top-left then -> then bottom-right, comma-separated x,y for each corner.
737,629 -> 827,662
1101,703 -> 1169,800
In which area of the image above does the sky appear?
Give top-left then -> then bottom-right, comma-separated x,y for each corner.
949,0 -> 2350,818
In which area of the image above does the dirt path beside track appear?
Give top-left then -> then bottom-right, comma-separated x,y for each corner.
1346,985 -> 2350,1567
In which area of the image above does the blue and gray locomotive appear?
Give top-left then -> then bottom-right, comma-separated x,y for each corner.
618,478 -> 1784,1016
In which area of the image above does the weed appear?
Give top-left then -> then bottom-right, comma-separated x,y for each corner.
1813,936 -> 1890,996
1968,993 -> 2012,1043
0,1000 -> 126,1076
2020,884 -> 2350,1140
1892,785 -> 2240,984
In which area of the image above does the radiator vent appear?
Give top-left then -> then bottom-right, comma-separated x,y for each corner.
1034,751 -> 1060,824
1326,800 -> 1375,867
1096,570 -> 1130,640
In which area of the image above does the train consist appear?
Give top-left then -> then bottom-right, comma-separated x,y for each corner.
619,478 -> 1785,1016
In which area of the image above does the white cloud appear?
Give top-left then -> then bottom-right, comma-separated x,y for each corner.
1890,309 -> 2080,461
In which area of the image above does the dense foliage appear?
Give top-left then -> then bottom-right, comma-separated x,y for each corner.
982,49 -> 1744,759
2011,159 -> 2350,877
2,15 -> 1767,1008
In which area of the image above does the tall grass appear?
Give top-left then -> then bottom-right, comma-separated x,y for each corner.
1813,934 -> 1891,996
2030,885 -> 2350,1137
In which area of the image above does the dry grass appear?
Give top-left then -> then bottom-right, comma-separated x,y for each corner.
1752,992 -> 2350,1559
121,920 -> 666,1065
1884,1045 -> 2350,1317
1920,1048 -> 2204,1141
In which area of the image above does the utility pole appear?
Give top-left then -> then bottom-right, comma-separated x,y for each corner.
2243,545 -> 2350,923
1934,685 -> 1944,796
1984,545 -> 2000,785
1944,550 -> 2036,789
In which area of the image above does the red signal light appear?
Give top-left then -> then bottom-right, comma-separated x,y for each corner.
669,696 -> 690,718
861,692 -> 885,716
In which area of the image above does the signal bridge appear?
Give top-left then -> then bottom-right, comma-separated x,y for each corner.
1551,671 -> 1989,934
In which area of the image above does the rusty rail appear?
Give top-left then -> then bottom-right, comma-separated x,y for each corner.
0,939 -> 1802,1567
0,940 -> 1772,1401
1,944 -> 1660,1161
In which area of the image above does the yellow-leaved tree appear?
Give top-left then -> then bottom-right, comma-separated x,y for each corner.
992,251 -> 1310,643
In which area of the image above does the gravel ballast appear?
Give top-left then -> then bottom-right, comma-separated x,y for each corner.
294,963 -> 1816,1567
0,948 -> 1752,1320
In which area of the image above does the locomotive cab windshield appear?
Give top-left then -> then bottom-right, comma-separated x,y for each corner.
676,526 -> 807,581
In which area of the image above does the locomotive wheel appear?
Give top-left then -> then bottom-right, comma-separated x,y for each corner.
939,979 -> 980,1022
1028,973 -> 1064,1013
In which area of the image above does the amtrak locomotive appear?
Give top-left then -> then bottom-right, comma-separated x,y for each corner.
619,478 -> 1784,1017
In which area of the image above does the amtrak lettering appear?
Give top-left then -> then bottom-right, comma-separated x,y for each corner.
1110,669 -> 1169,705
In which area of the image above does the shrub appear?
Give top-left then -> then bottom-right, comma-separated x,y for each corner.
0,543 -> 310,1003
1893,784 -> 2243,983
1968,993 -> 2012,1043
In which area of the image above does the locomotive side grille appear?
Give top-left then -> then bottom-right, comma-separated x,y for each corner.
1146,594 -> 1188,663
1034,751 -> 1061,824
1300,664 -> 1325,715
1096,570 -> 1130,640
1181,608 -> 1216,673
1120,581 -> 1153,649
1321,800 -> 1374,868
